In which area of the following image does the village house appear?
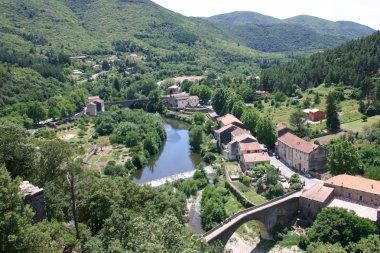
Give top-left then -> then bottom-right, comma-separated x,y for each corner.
276,132 -> 327,173
86,96 -> 105,116
20,181 -> 46,223
276,122 -> 294,137
167,84 -> 181,94
301,175 -> 380,223
165,93 -> 200,109
241,152 -> 271,171
207,112 -> 219,121
72,69 -> 83,76
217,114 -> 244,128
222,132 -> 257,160
214,124 -> 242,147
303,108 -> 326,122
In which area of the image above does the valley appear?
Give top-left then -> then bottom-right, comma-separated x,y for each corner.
0,0 -> 379,253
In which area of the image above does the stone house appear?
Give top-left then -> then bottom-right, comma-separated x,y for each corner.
303,108 -> 326,122
276,132 -> 327,172
325,174 -> 380,206
241,152 -> 270,171
214,124 -> 241,147
167,93 -> 190,108
168,85 -> 181,94
20,181 -> 46,223
300,174 -> 380,222
223,133 -> 257,161
188,96 -> 199,107
87,96 -> 105,116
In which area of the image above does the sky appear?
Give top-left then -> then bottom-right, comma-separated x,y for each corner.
151,0 -> 380,30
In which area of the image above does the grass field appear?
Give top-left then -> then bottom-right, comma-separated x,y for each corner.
232,181 -> 267,205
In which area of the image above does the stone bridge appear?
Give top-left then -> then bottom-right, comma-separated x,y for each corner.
203,190 -> 302,246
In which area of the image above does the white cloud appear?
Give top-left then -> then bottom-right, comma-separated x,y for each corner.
151,0 -> 380,30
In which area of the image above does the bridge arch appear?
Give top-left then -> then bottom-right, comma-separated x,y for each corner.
204,191 -> 301,247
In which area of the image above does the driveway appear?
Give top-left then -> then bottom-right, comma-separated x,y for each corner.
269,156 -> 322,189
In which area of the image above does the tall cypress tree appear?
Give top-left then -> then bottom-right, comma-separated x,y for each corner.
326,92 -> 340,131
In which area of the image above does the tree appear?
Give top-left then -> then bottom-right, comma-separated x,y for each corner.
0,122 -> 38,179
113,77 -> 121,92
328,139 -> 362,175
231,100 -> 246,119
314,93 -> 321,104
189,125 -> 204,152
303,207 -> 377,247
147,89 -> 164,113
190,85 -> 212,103
97,136 -> 110,151
348,234 -> 380,253
289,173 -> 301,184
265,183 -> 284,199
37,139 -> 73,186
326,92 -> 340,131
102,60 -> 110,71
256,117 -> 277,148
241,107 -> 261,134
211,88 -> 227,115
27,101 -> 48,123
290,110 -> 307,130
192,112 -> 205,125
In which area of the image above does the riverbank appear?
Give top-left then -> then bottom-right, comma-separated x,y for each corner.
133,118 -> 201,183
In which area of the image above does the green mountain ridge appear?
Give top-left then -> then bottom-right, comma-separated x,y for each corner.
207,11 -> 375,52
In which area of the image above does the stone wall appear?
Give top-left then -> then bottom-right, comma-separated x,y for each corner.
20,181 -> 47,223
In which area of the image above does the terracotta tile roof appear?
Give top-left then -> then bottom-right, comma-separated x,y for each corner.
278,132 -> 319,153
189,96 -> 199,101
172,93 -> 189,100
276,123 -> 289,131
243,152 -> 270,163
325,174 -> 380,195
88,96 -> 104,103
239,142 -> 263,152
217,114 -> 242,126
214,124 -> 236,134
301,184 -> 334,203
231,128 -> 250,138
233,133 -> 257,143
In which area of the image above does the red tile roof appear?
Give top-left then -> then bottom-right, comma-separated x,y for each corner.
325,174 -> 380,195
231,128 -> 250,138
233,133 -> 257,143
243,152 -> 270,163
214,124 -> 236,134
239,142 -> 263,152
276,122 -> 289,131
217,114 -> 242,126
301,184 -> 334,203
277,132 -> 319,153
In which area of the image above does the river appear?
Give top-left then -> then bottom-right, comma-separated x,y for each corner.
132,118 -> 201,184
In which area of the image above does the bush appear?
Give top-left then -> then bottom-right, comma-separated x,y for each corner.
103,161 -> 129,176
265,183 -> 284,199
240,175 -> 251,187
203,152 -> 216,164
131,154 -> 146,169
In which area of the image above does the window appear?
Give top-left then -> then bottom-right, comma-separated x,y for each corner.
348,193 -> 352,199
359,196 -> 363,201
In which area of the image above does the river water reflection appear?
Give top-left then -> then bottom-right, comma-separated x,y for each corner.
133,118 -> 201,184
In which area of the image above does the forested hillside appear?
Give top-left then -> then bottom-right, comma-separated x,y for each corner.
261,31 -> 380,115
208,12 -> 375,52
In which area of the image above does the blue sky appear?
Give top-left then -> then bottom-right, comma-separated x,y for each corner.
152,0 -> 380,30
